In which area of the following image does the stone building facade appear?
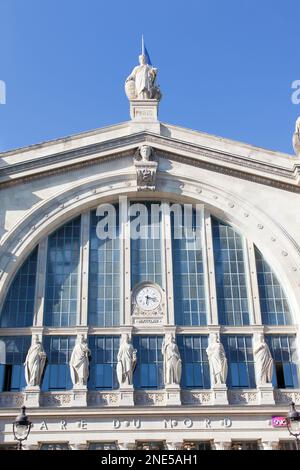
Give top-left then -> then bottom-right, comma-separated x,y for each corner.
0,55 -> 300,450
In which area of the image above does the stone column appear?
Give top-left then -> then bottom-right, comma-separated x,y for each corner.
204,209 -> 218,325
69,443 -> 88,450
261,441 -> 278,450
166,442 -> 182,450
119,442 -> 136,450
214,441 -> 232,450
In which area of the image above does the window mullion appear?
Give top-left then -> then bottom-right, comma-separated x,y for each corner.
162,203 -> 174,325
33,237 -> 48,327
244,239 -> 262,325
203,210 -> 218,325
123,198 -> 131,325
78,211 -> 90,327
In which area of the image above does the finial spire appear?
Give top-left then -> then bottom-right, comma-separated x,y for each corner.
142,34 -> 144,56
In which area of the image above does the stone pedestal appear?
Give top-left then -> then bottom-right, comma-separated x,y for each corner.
134,161 -> 158,191
119,385 -> 134,406
212,383 -> 229,405
257,383 -> 275,405
71,386 -> 87,407
24,386 -> 40,408
129,99 -> 160,133
165,384 -> 181,406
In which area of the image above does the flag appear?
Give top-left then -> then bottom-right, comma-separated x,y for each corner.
142,35 -> 152,65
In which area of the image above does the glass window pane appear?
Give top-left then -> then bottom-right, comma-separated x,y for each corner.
212,218 -> 250,326
44,217 -> 81,327
130,202 -> 163,287
0,248 -> 38,327
266,335 -> 299,389
88,336 -> 119,390
88,207 -> 120,326
255,248 -> 292,325
178,335 -> 210,389
134,336 -> 164,389
223,335 -> 255,388
172,207 -> 207,326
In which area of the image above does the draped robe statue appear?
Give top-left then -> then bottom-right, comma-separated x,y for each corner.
206,334 -> 228,385
69,335 -> 91,387
162,334 -> 182,386
24,335 -> 47,387
125,54 -> 161,100
253,334 -> 274,385
116,334 -> 137,386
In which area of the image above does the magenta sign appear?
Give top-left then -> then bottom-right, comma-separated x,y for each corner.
272,416 -> 287,427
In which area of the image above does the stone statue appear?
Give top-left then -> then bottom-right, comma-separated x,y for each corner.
69,334 -> 91,387
134,145 -> 153,162
24,335 -> 47,388
162,334 -> 182,385
125,54 -> 161,101
293,117 -> 300,155
116,334 -> 137,386
253,334 -> 274,385
206,333 -> 228,386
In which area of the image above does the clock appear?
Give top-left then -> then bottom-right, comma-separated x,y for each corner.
136,285 -> 161,311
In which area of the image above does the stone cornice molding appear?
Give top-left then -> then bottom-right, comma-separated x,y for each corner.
0,131 -> 300,192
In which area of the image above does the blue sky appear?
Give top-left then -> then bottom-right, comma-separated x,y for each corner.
0,0 -> 299,153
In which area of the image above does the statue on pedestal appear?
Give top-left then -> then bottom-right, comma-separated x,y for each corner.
253,334 -> 274,385
69,334 -> 91,387
206,333 -> 228,386
24,335 -> 47,388
125,53 -> 161,101
293,117 -> 300,156
116,334 -> 137,386
162,334 -> 182,385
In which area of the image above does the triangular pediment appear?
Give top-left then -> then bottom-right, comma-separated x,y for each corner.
0,121 -> 299,191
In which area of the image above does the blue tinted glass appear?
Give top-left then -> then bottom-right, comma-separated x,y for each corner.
88,208 -> 120,326
223,335 -> 255,388
42,336 -> 75,391
266,335 -> 299,388
178,335 -> 210,389
130,202 -> 163,287
255,248 -> 292,325
172,208 -> 207,326
133,336 -> 163,389
88,336 -> 119,390
44,217 -> 81,327
0,336 -> 31,391
0,248 -> 38,327
212,218 -> 250,325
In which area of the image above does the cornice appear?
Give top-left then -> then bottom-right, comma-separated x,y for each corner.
0,131 -> 299,192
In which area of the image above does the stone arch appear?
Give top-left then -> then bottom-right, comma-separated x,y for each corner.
0,168 -> 299,325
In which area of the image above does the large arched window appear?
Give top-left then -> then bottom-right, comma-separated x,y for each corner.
0,200 -> 298,393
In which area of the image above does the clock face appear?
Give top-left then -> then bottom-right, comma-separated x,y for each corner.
136,285 -> 161,311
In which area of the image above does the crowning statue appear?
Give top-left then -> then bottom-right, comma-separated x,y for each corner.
253,334 -> 274,385
116,334 -> 137,386
24,335 -> 47,388
162,334 -> 182,386
69,334 -> 91,387
125,36 -> 161,101
206,334 -> 228,386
